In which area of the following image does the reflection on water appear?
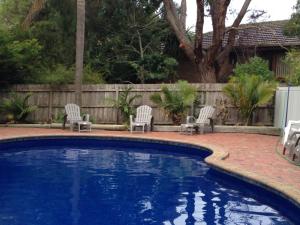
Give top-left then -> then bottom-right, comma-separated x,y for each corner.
0,147 -> 294,225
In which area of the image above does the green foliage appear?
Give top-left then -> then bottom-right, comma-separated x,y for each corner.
83,64 -> 105,84
283,49 -> 300,86
0,92 -> 37,123
284,0 -> 300,37
34,64 -> 74,85
234,57 -> 273,81
136,54 -> 178,83
30,64 -> 105,85
223,75 -> 277,125
29,20 -> 75,67
150,80 -> 197,124
0,0 -> 176,84
108,87 -> 141,125
52,111 -> 66,123
0,0 -> 32,28
84,0 -> 173,84
0,29 -> 42,85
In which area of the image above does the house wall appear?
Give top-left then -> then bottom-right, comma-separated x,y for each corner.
176,48 -> 291,82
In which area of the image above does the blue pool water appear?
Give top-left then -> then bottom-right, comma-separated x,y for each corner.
0,137 -> 299,225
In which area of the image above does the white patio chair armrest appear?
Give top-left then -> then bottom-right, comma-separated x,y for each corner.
83,114 -> 90,122
186,116 -> 195,124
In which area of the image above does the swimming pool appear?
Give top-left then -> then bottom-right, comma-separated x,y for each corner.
0,137 -> 299,225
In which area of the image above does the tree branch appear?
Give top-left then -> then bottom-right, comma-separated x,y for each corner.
163,0 -> 194,62
179,0 -> 187,30
207,0 -> 230,64
22,0 -> 46,30
227,0 -> 252,46
194,0 -> 204,63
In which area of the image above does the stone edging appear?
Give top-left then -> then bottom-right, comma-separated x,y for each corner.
0,133 -> 299,209
0,124 -> 281,135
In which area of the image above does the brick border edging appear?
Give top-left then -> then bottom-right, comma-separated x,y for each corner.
1,133 -> 299,209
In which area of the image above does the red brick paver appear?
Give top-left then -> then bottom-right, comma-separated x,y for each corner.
0,127 -> 299,199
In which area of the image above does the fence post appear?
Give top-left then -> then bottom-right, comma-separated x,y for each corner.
115,85 -> 119,124
48,89 -> 53,123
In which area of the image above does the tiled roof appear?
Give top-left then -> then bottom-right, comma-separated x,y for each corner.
203,20 -> 300,49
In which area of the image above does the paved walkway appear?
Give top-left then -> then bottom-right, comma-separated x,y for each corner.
0,127 -> 299,202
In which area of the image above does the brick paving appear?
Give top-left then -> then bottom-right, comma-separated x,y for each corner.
0,127 -> 299,199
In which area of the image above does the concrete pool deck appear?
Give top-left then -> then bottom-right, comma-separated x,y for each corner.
0,127 -> 299,206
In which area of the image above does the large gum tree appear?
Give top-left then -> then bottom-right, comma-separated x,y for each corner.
163,0 -> 252,83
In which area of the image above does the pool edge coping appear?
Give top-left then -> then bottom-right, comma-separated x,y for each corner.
1,133 -> 300,209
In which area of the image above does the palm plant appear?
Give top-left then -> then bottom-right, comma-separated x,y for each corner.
108,87 -> 141,125
223,74 -> 277,125
0,92 -> 37,123
150,80 -> 197,125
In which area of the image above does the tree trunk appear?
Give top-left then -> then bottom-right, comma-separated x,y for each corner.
22,0 -> 46,29
216,56 -> 234,82
179,0 -> 187,30
197,64 -> 217,83
75,0 -> 85,106
163,0 -> 253,83
163,0 -> 194,62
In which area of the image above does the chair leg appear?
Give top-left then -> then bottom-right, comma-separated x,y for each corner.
210,119 -> 214,133
200,124 -> 204,134
283,147 -> 287,155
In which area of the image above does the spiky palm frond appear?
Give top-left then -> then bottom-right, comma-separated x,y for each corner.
150,81 -> 197,124
256,81 -> 277,106
0,92 -> 37,122
106,87 -> 141,125
150,93 -> 163,106
178,80 -> 197,106
223,75 -> 277,125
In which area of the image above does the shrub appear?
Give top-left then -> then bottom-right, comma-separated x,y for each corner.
223,74 -> 277,125
130,54 -> 178,83
83,64 -> 105,84
0,92 -> 37,123
283,49 -> 300,86
107,87 -> 141,125
0,29 -> 43,85
36,64 -> 74,85
150,80 -> 197,125
234,56 -> 273,81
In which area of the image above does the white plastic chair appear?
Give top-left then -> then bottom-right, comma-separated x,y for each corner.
283,120 -> 300,145
283,120 -> 300,161
181,105 -> 215,134
65,103 -> 92,132
130,105 -> 152,133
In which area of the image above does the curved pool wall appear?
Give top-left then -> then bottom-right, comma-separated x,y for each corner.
0,136 -> 299,225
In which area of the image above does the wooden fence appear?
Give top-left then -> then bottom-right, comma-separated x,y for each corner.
0,84 -> 274,125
